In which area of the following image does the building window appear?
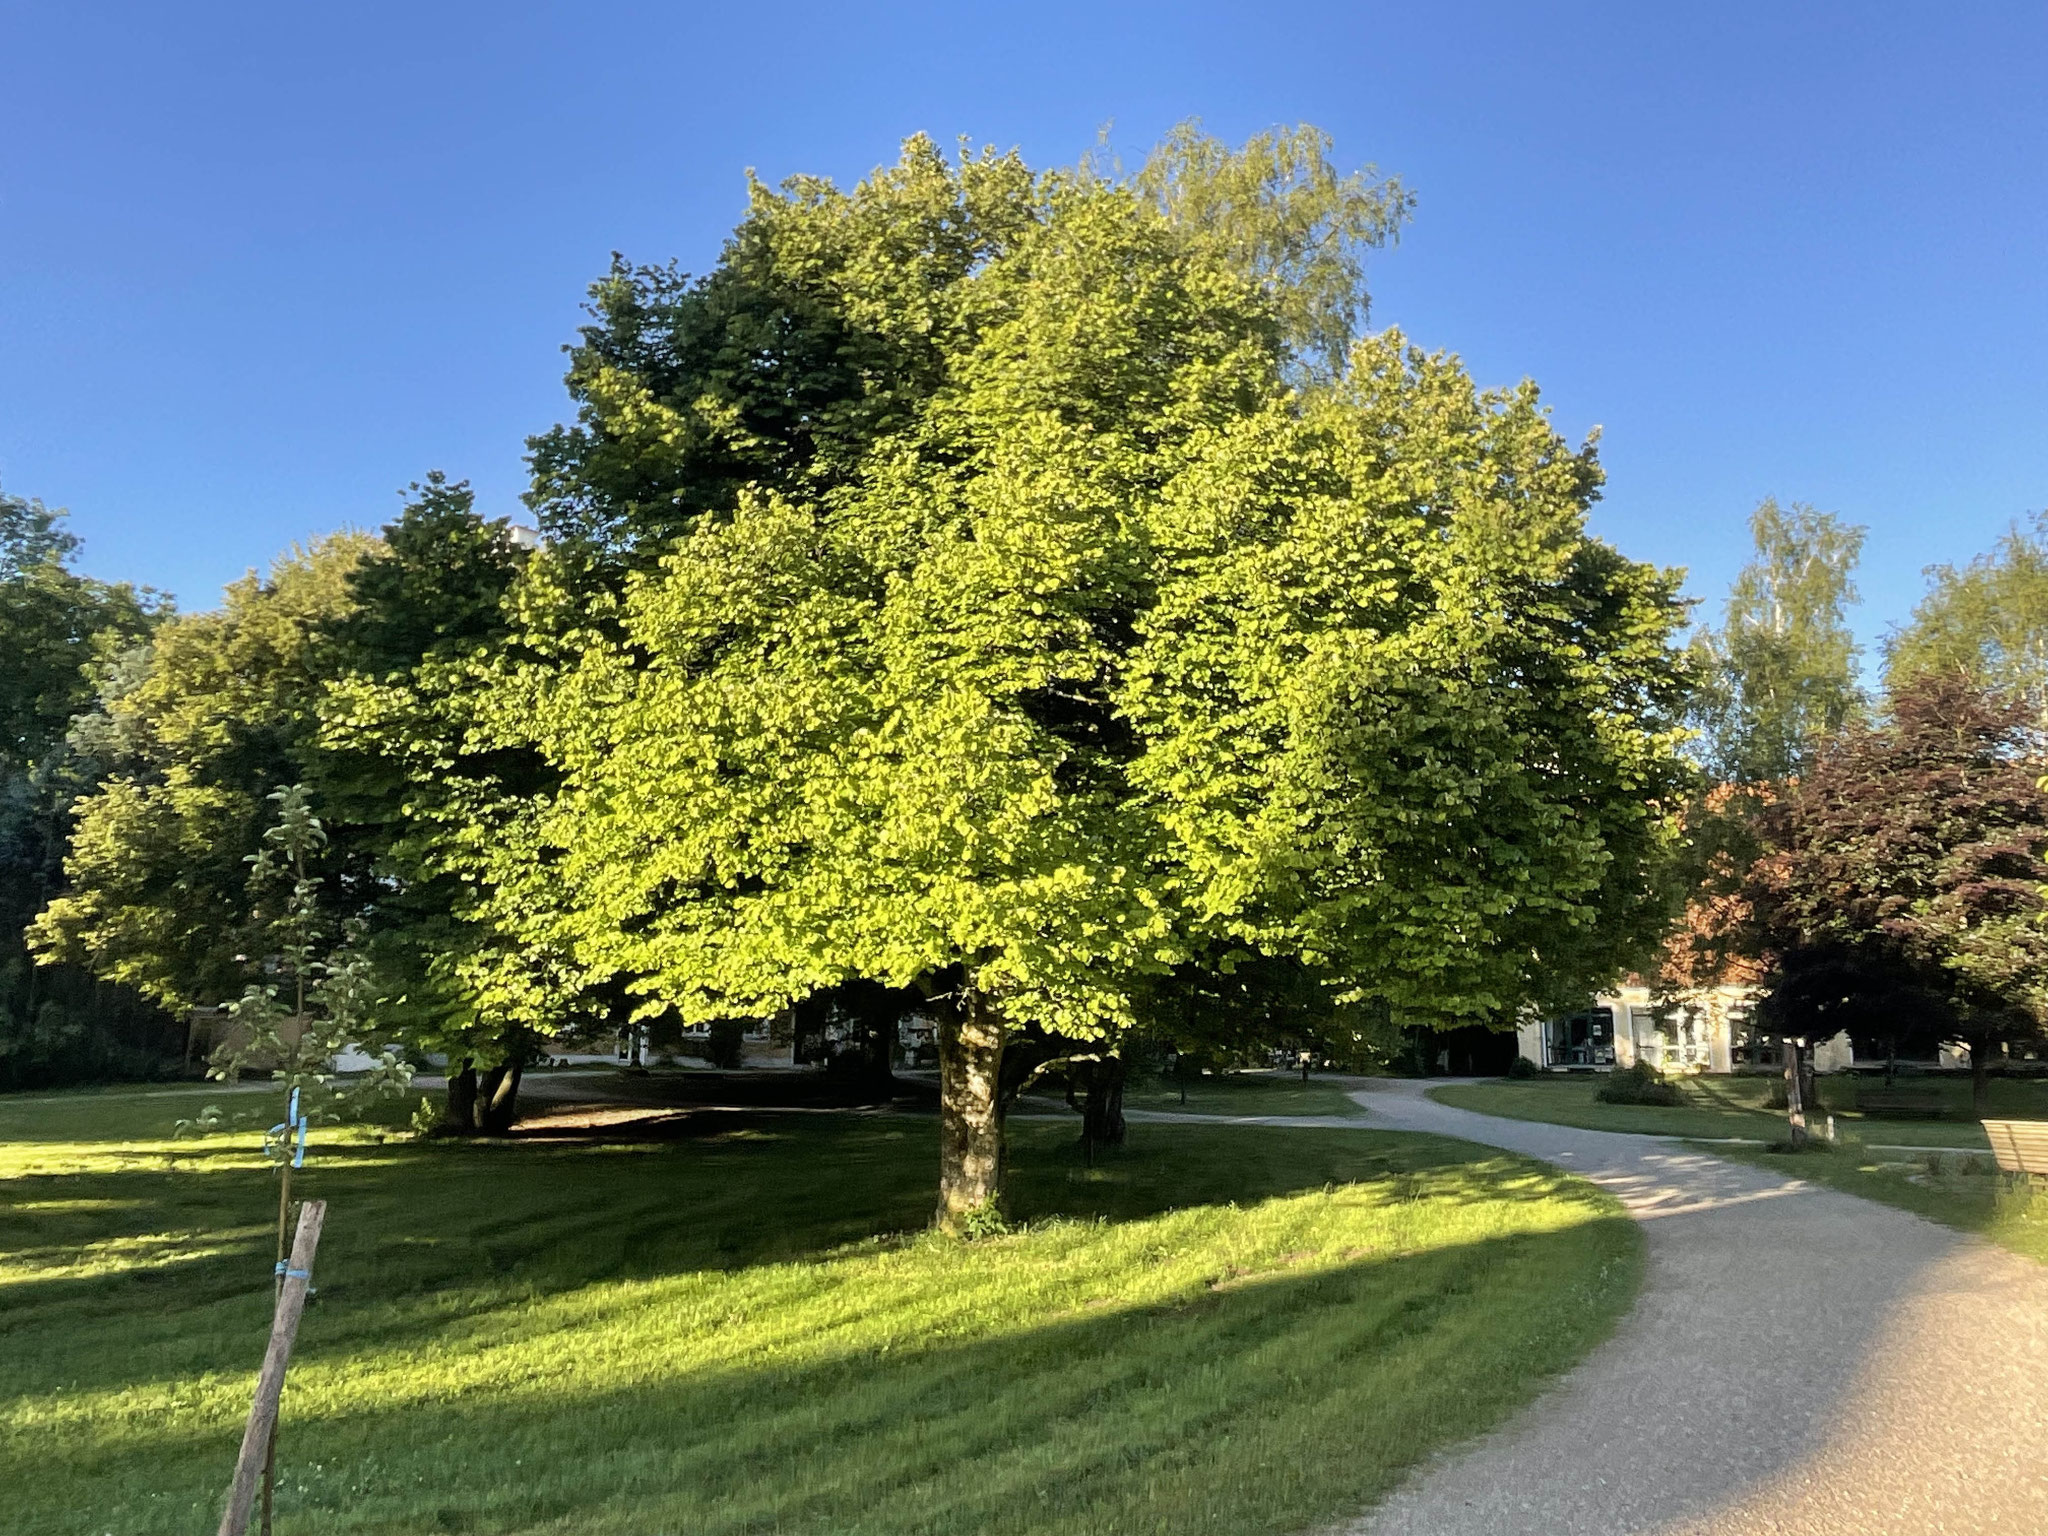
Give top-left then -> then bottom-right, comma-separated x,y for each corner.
1545,1005 -> 1618,1068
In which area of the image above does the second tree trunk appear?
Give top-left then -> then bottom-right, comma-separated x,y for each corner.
477,1061 -> 524,1135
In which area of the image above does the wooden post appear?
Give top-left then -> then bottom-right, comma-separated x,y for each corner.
218,1200 -> 327,1536
262,1166 -> 292,1536
263,1097 -> 304,1536
1783,1038 -> 1807,1147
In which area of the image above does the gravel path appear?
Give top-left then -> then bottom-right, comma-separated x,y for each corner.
1315,1079 -> 2048,1536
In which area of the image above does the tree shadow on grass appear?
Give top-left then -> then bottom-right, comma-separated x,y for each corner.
518,1068 -> 939,1115
1,1123 -> 1587,1403
11,1210 -> 1641,1536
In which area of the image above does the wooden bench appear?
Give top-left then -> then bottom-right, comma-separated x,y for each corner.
1855,1089 -> 1950,1119
1983,1120 -> 2048,1178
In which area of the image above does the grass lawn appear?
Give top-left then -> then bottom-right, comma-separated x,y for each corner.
1429,1073 -> 2048,1149
1120,1070 -> 1364,1119
1702,1139 -> 2048,1266
2,1083 -> 1638,1536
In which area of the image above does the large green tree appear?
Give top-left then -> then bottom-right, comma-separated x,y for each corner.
481,122 -> 1417,1140
1691,498 -> 1866,783
497,134 -> 1690,1224
0,486 -> 172,1088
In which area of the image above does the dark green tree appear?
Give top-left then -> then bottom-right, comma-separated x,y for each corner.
317,475 -> 561,1131
0,486 -> 172,1088
524,137 -> 1040,572
36,478 -> 566,1129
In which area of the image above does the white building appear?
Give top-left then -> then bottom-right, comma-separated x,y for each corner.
1514,984 -> 1858,1074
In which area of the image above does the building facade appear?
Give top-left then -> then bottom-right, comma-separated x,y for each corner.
1514,984 -> 1858,1074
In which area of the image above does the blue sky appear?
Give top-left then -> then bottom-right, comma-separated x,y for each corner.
3,2 -> 2044,658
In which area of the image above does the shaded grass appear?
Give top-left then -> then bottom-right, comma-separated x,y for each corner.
1794,1073 -> 2048,1122
0,1079 -> 426,1149
1430,1074 -> 2048,1149
1703,1138 -> 2048,1266
1121,1071 -> 1364,1119
2,1089 -> 1639,1536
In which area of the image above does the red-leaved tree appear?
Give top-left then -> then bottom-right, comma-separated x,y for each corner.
1748,675 -> 2048,1114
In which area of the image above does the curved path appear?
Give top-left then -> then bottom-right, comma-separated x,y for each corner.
1308,1079 -> 2048,1535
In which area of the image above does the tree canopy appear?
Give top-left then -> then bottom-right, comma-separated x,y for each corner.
1744,675 -> 2048,1107
1690,498 -> 1866,784
523,126 -> 1412,573
1886,511 -> 2048,707
31,536 -> 372,1010
1,488 -> 162,778
1127,121 -> 1412,378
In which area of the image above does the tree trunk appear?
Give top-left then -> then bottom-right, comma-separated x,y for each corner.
1078,1056 -> 1127,1151
1970,1039 -> 1992,1116
445,1060 -> 479,1133
477,1062 -> 523,1135
870,1012 -> 899,1093
1783,1038 -> 1807,1147
935,988 -> 1005,1231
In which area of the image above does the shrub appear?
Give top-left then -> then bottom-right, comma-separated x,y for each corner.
1506,1055 -> 1540,1080
1596,1061 -> 1682,1106
409,1097 -> 444,1139
955,1200 -> 1012,1240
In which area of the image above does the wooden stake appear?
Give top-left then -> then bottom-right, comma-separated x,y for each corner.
218,1200 -> 326,1536
1784,1038 -> 1807,1147
263,1166 -> 294,1536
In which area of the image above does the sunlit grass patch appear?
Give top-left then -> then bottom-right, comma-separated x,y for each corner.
2,1093 -> 1638,1536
